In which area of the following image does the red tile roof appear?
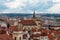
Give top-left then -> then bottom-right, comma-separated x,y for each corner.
20,20 -> 36,25
40,32 -> 47,36
31,29 -> 36,32
48,34 -> 55,40
9,26 -> 22,32
0,27 -> 6,34
57,37 -> 60,40
9,26 -> 15,31
0,30 -> 6,34
48,30 -> 54,34
54,31 -> 60,36
31,34 -> 41,38
0,27 -> 6,29
0,34 -> 13,40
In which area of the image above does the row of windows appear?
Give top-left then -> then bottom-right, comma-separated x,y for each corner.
14,36 -> 48,40
14,37 -> 21,40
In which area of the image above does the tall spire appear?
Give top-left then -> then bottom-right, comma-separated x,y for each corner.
33,10 -> 36,18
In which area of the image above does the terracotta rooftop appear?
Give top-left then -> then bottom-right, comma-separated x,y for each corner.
20,20 -> 36,25
9,26 -> 21,31
0,27 -> 6,34
48,34 -> 55,40
57,37 -> 60,40
54,31 -> 60,36
0,34 -> 13,40
30,33 -> 41,38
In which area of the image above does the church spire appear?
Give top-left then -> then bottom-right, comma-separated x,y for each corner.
33,10 -> 36,18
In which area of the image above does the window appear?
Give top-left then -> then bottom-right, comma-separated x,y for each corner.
14,37 -> 16,40
19,37 -> 21,40
40,36 -> 48,40
34,39 -> 39,40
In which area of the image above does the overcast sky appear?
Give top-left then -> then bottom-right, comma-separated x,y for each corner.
0,0 -> 60,14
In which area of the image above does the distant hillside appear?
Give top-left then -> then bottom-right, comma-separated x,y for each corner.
0,13 -> 60,18
41,14 -> 60,18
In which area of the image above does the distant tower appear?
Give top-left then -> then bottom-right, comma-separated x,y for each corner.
33,10 -> 36,19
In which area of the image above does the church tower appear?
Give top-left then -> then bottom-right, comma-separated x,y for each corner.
33,10 -> 36,19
